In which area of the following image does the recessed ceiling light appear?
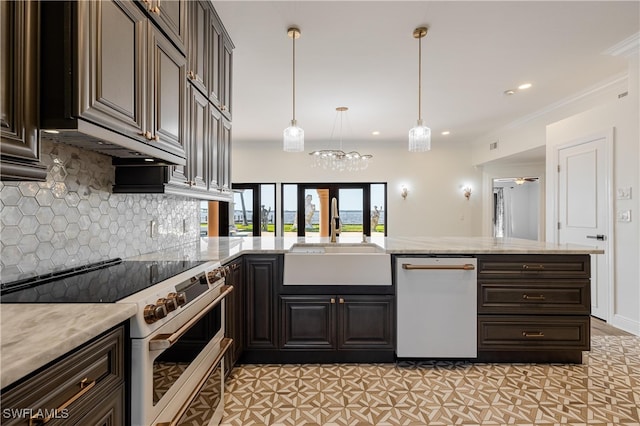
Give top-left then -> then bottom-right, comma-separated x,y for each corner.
371,131 -> 380,136
518,83 -> 532,90
441,131 -> 450,136
43,129 -> 60,134
504,89 -> 516,96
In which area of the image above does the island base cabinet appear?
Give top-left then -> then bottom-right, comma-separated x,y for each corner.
478,316 -> 590,350
338,296 -> 394,350
281,296 -> 335,349
0,325 -> 125,425
279,295 -> 394,362
476,254 -> 591,364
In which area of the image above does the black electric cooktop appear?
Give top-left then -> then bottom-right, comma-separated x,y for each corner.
0,258 -> 207,303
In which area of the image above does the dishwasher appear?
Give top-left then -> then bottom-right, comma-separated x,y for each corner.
396,257 -> 477,358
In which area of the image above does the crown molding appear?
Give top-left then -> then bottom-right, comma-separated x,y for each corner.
603,32 -> 640,58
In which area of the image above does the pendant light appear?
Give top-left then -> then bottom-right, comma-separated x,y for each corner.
408,26 -> 431,152
283,26 -> 304,152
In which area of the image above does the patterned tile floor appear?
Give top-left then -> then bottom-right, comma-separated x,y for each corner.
221,335 -> 640,425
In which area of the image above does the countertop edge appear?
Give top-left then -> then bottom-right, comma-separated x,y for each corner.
1,303 -> 137,389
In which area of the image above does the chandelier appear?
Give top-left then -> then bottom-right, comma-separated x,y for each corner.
408,26 -> 431,152
309,107 -> 373,171
283,26 -> 304,152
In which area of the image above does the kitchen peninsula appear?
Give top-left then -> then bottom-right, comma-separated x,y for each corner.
1,236 -> 602,389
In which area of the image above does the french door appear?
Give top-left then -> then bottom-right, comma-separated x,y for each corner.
289,183 -> 386,238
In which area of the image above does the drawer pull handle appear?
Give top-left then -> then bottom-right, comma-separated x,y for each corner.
522,331 -> 545,338
402,263 -> 475,270
522,264 -> 545,270
29,378 -> 96,425
522,294 -> 545,301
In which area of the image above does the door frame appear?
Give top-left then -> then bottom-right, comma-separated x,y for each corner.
550,128 -> 615,322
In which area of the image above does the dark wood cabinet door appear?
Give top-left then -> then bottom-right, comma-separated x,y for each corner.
225,259 -> 243,377
75,383 -> 125,426
78,0 -> 147,140
187,0 -> 209,95
0,0 -> 46,181
338,295 -> 394,350
148,24 -> 186,158
207,103 -> 221,190
182,83 -> 208,189
244,255 -> 282,350
208,13 -> 222,107
218,117 -> 231,192
280,296 -> 336,349
145,0 -> 186,53
220,35 -> 233,119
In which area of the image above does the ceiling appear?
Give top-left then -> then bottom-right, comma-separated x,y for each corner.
214,1 -> 639,151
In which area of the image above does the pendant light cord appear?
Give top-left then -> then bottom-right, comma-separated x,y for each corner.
417,34 -> 422,121
292,33 -> 296,122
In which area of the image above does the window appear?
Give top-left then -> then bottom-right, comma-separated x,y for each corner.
231,184 -> 276,236
282,183 -> 387,238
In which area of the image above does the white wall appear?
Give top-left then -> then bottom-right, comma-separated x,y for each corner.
545,55 -> 639,335
232,139 -> 484,237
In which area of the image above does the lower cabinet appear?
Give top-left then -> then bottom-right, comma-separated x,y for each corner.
244,254 -> 281,351
224,257 -> 243,378
476,254 -> 591,363
278,294 -> 395,362
1,325 -> 126,425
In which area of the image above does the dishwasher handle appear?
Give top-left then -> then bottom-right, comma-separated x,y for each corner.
402,263 -> 476,271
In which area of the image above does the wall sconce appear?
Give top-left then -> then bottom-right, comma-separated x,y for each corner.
463,186 -> 472,200
401,186 -> 409,200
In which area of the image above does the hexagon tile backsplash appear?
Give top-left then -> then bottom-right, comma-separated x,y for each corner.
0,140 -> 200,283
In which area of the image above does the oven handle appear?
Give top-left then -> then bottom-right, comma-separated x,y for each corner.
149,285 -> 233,351
155,337 -> 233,426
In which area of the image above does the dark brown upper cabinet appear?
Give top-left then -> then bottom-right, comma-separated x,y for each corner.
210,11 -> 233,120
1,0 -> 47,181
187,0 -> 210,96
138,0 -> 187,54
40,0 -> 186,165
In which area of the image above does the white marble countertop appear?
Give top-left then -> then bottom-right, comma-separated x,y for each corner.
0,303 -> 136,389
132,236 -> 604,264
1,236 -> 600,389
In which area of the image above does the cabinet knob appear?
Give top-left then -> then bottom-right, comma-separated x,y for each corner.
330,298 -> 335,304
220,105 -> 227,111
188,70 -> 195,80
153,134 -> 160,142
339,298 -> 345,304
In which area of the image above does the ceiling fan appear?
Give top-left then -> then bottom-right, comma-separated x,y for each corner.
494,177 -> 539,185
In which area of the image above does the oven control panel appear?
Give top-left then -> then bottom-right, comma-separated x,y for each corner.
118,260 -> 222,337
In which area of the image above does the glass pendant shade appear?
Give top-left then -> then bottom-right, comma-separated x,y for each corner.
283,120 -> 304,152
408,119 -> 431,152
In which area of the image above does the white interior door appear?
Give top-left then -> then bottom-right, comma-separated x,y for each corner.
557,136 -> 610,320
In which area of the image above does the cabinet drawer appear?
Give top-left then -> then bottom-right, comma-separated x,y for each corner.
478,280 -> 590,314
478,316 -> 589,350
1,326 -> 124,425
477,255 -> 590,279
